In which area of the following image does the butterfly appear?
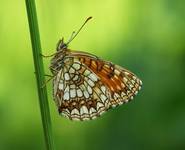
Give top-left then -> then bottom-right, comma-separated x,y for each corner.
47,17 -> 142,121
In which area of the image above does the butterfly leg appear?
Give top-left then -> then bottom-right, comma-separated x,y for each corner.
41,74 -> 57,88
41,67 -> 59,88
40,53 -> 56,58
44,74 -> 53,77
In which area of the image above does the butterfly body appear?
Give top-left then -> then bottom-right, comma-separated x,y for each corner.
50,39 -> 142,121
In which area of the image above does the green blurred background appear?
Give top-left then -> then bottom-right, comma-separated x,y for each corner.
0,0 -> 185,150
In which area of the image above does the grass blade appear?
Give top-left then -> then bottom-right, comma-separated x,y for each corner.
25,0 -> 55,150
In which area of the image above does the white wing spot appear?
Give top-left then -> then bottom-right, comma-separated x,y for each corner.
77,89 -> 83,97
101,86 -> 106,94
72,118 -> 80,121
114,69 -> 120,75
100,94 -> 107,102
89,107 -> 96,114
129,84 -> 134,89
87,85 -> 93,94
89,73 -> 98,82
139,80 -> 143,85
124,72 -> 129,75
123,77 -> 128,83
133,76 -> 136,80
114,94 -> 117,99
92,116 -> 97,119
84,69 -> 91,76
84,90 -> 89,99
58,83 -> 64,90
69,67 -> 75,74
118,101 -> 123,105
88,79 -> 95,87
64,73 -> 70,80
114,93 -> 120,99
73,63 -> 81,70
64,92 -> 69,100
131,80 -> 136,85
121,92 -> 126,97
97,102 -> 104,110
70,89 -> 76,98
70,84 -> 76,89
80,106 -> 88,115
71,108 -> 79,115
73,75 -> 79,81
125,99 -> 129,103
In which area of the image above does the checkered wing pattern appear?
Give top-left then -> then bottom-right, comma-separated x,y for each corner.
70,53 -> 142,107
52,51 -> 142,121
53,57 -> 111,121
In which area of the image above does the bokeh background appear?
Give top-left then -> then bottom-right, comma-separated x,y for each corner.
0,0 -> 185,150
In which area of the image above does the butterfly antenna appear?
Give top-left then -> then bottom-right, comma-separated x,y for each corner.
66,16 -> 92,45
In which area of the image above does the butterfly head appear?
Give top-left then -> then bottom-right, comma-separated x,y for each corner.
56,38 -> 68,51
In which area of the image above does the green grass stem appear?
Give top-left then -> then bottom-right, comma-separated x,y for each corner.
25,0 -> 55,150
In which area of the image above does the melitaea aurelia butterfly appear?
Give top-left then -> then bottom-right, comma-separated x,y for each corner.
48,17 -> 142,121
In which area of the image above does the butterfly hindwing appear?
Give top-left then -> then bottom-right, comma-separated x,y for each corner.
53,57 -> 111,120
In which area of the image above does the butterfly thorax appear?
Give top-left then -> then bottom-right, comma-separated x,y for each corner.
50,40 -> 68,75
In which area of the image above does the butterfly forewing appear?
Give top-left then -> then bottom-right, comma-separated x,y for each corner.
70,53 -> 142,107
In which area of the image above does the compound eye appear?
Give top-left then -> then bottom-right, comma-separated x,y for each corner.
56,38 -> 66,51
60,43 -> 67,49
